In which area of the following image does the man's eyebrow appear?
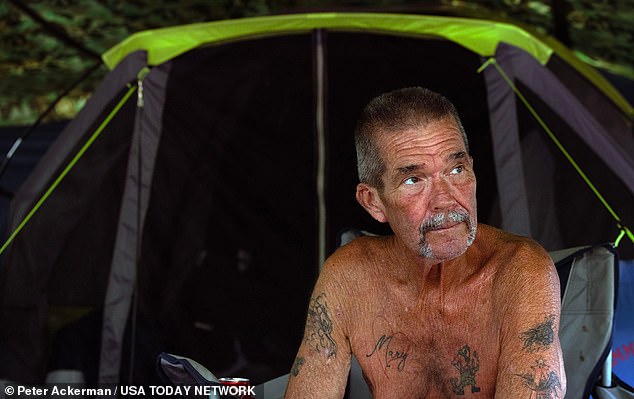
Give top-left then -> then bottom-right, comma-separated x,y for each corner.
449,151 -> 467,161
394,152 -> 466,176
396,164 -> 422,175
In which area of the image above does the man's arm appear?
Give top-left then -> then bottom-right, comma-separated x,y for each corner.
284,258 -> 352,399
494,242 -> 567,398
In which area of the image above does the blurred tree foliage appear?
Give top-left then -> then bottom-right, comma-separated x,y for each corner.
1,0 -> 632,125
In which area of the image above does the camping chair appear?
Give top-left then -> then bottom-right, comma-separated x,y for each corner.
156,352 -> 287,398
551,244 -> 620,399
157,231 -> 629,398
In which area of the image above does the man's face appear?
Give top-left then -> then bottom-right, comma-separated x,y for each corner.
371,118 -> 477,261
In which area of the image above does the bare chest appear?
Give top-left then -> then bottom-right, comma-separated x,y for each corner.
348,284 -> 500,398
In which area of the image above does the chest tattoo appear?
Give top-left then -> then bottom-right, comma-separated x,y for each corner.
450,344 -> 481,395
366,334 -> 409,371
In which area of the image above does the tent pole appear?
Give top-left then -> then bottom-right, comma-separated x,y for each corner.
603,352 -> 613,387
314,29 -> 327,269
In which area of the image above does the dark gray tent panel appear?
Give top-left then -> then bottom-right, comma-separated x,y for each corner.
1,12 -> 633,391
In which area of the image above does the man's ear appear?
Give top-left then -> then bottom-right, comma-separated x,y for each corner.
356,183 -> 388,223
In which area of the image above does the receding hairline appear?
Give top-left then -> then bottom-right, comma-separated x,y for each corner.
366,114 -> 469,155
354,87 -> 470,189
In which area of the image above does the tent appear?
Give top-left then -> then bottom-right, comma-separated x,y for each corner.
1,12 -> 633,390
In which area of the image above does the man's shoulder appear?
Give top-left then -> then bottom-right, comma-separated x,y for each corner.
477,224 -> 550,258
315,236 -> 389,314
476,226 -> 562,324
476,225 -> 557,293
476,224 -> 554,277
327,235 -> 387,267
320,235 -> 390,281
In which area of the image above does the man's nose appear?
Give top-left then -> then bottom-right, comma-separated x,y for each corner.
429,177 -> 455,211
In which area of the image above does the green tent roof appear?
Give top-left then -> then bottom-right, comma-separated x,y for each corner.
102,12 -> 633,117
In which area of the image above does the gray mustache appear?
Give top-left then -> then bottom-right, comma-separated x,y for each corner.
419,210 -> 470,234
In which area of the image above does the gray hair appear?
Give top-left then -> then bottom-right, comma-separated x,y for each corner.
354,87 -> 469,190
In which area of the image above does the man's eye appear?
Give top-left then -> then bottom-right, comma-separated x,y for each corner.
404,177 -> 419,185
450,165 -> 464,175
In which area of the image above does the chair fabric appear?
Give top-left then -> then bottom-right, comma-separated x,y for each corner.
552,245 -> 617,399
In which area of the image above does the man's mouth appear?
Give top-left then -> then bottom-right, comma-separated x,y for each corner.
417,210 -> 478,258
426,221 -> 461,232
419,211 -> 470,235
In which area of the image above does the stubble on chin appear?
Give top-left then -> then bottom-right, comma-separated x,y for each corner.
417,211 -> 477,260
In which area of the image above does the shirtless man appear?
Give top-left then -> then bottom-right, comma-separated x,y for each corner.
284,87 -> 565,398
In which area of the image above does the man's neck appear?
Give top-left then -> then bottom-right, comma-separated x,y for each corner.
385,235 -> 478,304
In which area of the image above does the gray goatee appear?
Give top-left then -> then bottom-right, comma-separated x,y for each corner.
418,210 -> 476,258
